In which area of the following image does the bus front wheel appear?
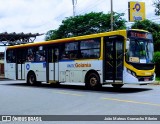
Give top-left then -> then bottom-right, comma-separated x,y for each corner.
85,73 -> 102,89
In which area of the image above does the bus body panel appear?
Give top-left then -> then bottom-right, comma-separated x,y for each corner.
49,63 -> 54,81
49,63 -> 59,82
5,63 -> 16,80
25,62 -> 46,82
59,60 -> 103,83
123,67 -> 155,84
18,64 -> 25,79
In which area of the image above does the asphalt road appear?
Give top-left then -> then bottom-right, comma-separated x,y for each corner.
0,80 -> 160,124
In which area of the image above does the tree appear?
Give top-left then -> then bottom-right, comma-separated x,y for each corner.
45,30 -> 59,41
45,12 -> 126,40
153,0 -> 160,16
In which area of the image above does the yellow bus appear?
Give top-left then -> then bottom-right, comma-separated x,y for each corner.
4,29 -> 155,89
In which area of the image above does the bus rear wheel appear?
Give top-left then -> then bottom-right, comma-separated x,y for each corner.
27,72 -> 41,85
112,84 -> 123,88
85,73 -> 102,89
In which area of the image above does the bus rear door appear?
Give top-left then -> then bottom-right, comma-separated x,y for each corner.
17,49 -> 25,80
47,47 -> 59,83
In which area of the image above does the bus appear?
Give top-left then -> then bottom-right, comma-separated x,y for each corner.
4,29 -> 155,89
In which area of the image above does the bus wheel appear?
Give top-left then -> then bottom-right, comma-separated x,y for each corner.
27,72 -> 38,85
85,73 -> 101,89
112,84 -> 123,88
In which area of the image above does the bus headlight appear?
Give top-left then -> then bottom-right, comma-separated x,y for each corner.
127,69 -> 136,77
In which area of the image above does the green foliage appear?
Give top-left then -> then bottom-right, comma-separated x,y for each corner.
45,12 -> 126,40
153,52 -> 160,76
153,0 -> 160,16
153,52 -> 160,63
45,30 -> 59,41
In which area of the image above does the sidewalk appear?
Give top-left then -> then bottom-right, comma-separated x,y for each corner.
0,74 -> 4,79
153,81 -> 160,85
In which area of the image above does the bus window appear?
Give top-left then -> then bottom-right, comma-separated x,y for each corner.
80,38 -> 100,59
61,42 -> 78,60
17,49 -> 27,64
49,48 -> 59,62
35,47 -> 46,62
27,48 -> 35,62
6,50 -> 16,63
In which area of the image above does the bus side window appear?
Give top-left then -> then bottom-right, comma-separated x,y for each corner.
6,50 -> 16,63
62,42 -> 78,60
28,54 -> 34,61
80,38 -> 100,59
40,51 -> 45,61
61,52 -> 69,60
35,50 -> 45,62
54,48 -> 59,62
27,48 -> 34,62
48,48 -> 59,62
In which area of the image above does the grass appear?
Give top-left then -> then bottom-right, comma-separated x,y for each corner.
155,77 -> 160,85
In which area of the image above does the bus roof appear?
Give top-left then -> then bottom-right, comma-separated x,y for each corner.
6,29 -> 149,50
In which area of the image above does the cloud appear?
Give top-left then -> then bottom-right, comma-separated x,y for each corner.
0,0 -> 157,43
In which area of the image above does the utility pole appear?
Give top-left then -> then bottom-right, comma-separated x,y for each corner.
72,0 -> 77,17
111,0 -> 113,31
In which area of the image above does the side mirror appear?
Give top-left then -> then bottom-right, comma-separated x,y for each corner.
126,38 -> 130,50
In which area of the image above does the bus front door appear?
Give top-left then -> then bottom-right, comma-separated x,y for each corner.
47,48 -> 59,83
104,36 -> 124,83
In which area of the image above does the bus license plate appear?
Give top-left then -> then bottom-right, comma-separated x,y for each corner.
144,78 -> 149,81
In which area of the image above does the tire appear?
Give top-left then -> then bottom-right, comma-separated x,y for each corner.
112,84 -> 123,88
27,72 -> 40,85
85,73 -> 102,89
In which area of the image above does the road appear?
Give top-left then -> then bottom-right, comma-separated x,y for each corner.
0,80 -> 160,124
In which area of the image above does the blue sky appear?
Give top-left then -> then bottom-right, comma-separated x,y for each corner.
0,0 -> 158,51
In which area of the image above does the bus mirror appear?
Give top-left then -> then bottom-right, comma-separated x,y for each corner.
126,38 -> 130,50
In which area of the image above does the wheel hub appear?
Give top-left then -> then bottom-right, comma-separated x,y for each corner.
90,77 -> 97,86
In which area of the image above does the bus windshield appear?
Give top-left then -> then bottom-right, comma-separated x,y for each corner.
127,38 -> 154,63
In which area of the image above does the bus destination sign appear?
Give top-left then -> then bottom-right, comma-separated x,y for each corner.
127,31 -> 152,39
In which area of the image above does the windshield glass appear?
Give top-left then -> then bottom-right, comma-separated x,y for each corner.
126,38 -> 154,64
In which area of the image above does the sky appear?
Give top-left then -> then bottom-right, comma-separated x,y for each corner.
0,0 -> 158,51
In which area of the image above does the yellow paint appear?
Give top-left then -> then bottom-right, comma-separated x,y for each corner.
102,97 -> 160,107
124,61 -> 155,76
54,91 -> 84,97
49,80 -> 58,84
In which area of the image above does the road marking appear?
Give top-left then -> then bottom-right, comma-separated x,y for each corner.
54,91 -> 84,96
101,97 -> 160,107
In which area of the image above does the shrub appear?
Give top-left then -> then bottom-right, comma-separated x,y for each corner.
153,52 -> 160,76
